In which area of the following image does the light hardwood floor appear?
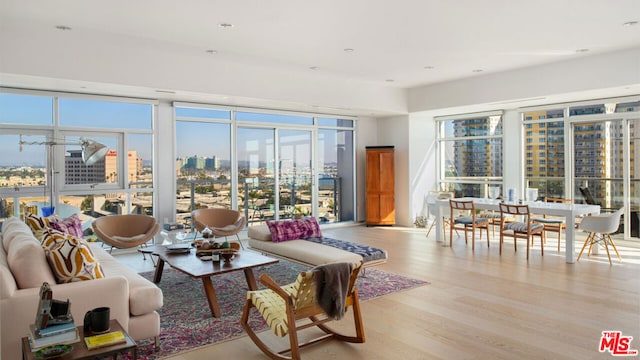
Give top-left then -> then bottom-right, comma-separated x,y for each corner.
117,225 -> 640,359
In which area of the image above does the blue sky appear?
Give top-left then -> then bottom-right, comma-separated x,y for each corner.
1,94 -> 346,166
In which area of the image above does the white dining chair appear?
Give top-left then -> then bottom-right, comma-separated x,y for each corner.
577,207 -> 624,265
425,191 -> 455,240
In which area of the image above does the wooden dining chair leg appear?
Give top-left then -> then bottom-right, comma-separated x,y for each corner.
607,235 -> 622,261
577,233 -> 593,261
602,237 -> 613,265
471,227 -> 475,251
587,234 -> 597,256
485,226 -> 490,248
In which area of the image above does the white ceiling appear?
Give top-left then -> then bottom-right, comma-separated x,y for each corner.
1,0 -> 640,114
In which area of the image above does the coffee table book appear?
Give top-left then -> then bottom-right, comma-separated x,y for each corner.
28,324 -> 79,351
84,330 -> 126,350
35,320 -> 76,337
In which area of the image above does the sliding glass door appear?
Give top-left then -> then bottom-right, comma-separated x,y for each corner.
237,127 -> 276,224
278,130 -> 312,220
237,127 -> 314,224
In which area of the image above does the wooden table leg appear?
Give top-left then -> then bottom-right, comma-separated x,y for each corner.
153,259 -> 165,283
244,268 -> 258,290
202,277 -> 221,317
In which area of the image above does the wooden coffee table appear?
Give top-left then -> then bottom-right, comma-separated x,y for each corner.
152,246 -> 278,318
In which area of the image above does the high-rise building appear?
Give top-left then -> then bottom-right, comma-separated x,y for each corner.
64,150 -> 106,184
65,150 -> 140,185
452,116 -> 502,178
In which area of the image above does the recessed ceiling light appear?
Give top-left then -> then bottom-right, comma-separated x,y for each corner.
218,23 -> 234,28
472,69 -> 483,73
575,48 -> 589,53
55,25 -> 72,31
309,66 -> 319,70
205,49 -> 217,54
424,66 -> 435,70
343,48 -> 355,53
623,21 -> 638,26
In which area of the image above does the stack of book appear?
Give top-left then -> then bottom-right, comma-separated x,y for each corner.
28,322 -> 79,351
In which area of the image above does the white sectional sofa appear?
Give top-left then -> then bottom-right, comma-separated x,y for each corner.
0,217 -> 162,360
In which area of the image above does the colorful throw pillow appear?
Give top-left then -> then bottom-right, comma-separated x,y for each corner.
25,213 -> 60,241
41,228 -> 71,250
303,217 -> 322,238
266,217 -> 323,243
45,233 -> 104,283
49,213 -> 84,239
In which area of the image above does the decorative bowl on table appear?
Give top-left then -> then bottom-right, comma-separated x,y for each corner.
219,248 -> 237,262
35,344 -> 73,359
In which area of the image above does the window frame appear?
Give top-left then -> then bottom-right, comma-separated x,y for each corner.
436,111 -> 504,197
0,88 -> 157,219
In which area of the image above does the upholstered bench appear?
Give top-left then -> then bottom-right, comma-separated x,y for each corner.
247,221 -> 387,267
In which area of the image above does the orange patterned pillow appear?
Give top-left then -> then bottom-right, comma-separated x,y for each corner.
45,233 -> 105,283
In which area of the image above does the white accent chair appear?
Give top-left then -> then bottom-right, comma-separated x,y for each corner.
577,207 -> 623,265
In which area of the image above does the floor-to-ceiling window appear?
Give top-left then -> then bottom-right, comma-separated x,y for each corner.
237,126 -> 276,224
568,100 -> 640,238
0,89 -> 156,227
523,108 -> 566,199
174,105 -> 232,227
436,112 -> 504,197
175,105 -> 357,227
521,98 -> 640,239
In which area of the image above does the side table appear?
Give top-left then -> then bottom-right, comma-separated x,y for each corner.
22,319 -> 137,360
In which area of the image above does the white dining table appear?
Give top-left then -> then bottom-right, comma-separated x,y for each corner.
434,197 -> 601,263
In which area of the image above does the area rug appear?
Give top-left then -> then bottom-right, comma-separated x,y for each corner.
132,260 -> 427,359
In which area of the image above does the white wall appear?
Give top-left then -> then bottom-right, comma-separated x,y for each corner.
408,46 -> 640,113
377,115 -> 410,226
355,117 -> 379,222
408,112 -> 438,222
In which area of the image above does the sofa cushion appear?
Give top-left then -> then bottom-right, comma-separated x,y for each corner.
2,217 -> 34,252
7,233 -> 57,289
248,224 -> 272,241
248,238 -> 362,266
266,218 -> 323,242
49,213 -> 84,239
89,244 -> 163,316
45,233 -> 105,283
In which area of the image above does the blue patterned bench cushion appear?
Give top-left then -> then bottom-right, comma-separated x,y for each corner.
304,236 -> 387,264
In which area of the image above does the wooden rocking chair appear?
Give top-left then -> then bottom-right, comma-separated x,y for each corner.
241,261 -> 365,360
